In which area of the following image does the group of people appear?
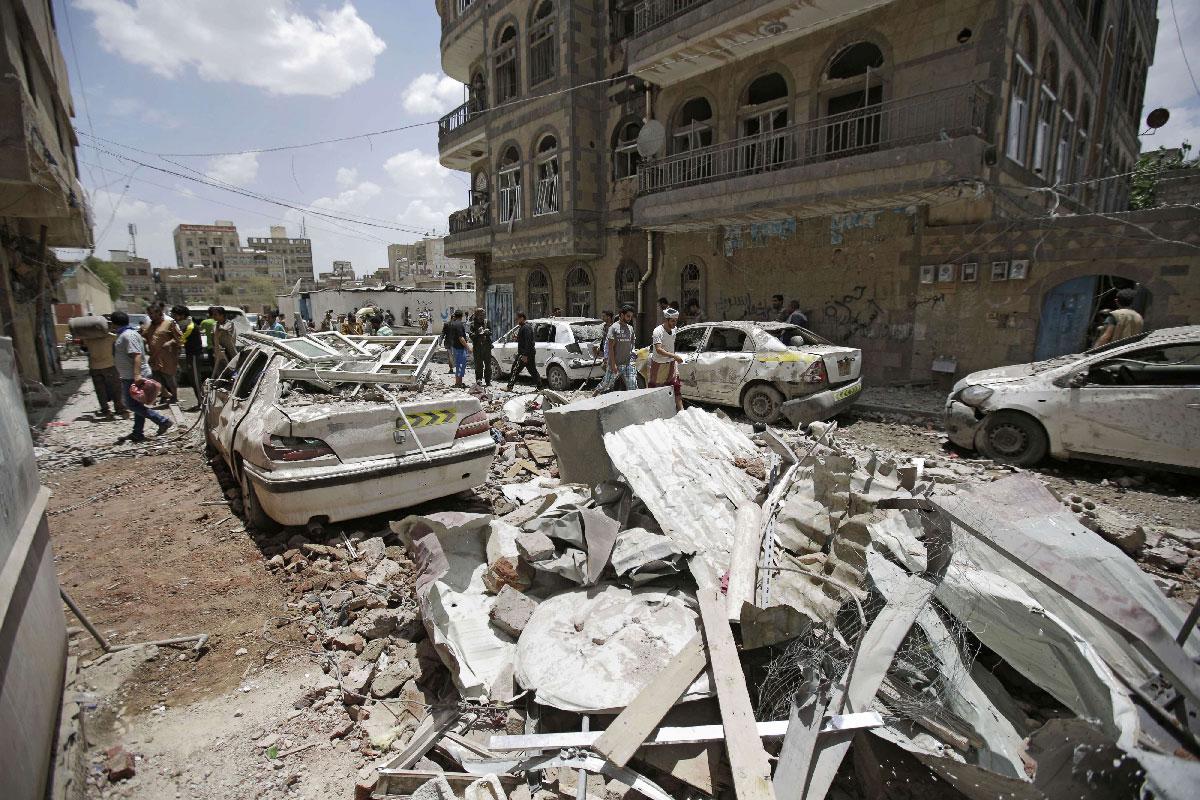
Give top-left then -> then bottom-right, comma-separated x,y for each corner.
314,308 -> 397,337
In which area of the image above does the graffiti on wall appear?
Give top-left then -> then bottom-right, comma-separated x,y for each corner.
716,291 -> 775,321
723,217 -> 798,256
820,285 -> 912,342
829,210 -> 883,246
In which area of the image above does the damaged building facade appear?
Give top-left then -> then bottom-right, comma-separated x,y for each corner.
437,0 -> 1197,383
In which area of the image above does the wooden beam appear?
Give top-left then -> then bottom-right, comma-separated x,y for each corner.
771,693 -> 828,798
696,589 -> 776,800
725,504 -> 764,623
593,632 -> 708,767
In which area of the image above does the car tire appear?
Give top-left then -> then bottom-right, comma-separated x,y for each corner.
546,364 -> 571,391
979,411 -> 1048,466
741,384 -> 785,425
239,464 -> 280,533
490,356 -> 506,379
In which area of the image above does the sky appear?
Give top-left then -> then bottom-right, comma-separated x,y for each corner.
55,0 -> 1200,278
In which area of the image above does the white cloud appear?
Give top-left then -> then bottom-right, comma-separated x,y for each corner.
383,149 -> 458,200
83,188 -> 181,267
397,199 -> 459,237
205,152 -> 259,186
75,0 -> 386,97
336,167 -> 359,188
1143,2 -> 1200,152
310,180 -> 383,213
400,73 -> 464,114
109,96 -> 181,129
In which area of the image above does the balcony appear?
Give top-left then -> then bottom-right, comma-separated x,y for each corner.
449,206 -> 490,235
440,0 -> 486,82
633,84 -> 992,230
628,0 -> 897,86
438,100 -> 487,169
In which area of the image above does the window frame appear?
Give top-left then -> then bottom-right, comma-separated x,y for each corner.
533,135 -> 560,216
565,265 -> 593,317
494,25 -> 520,105
528,2 -> 556,88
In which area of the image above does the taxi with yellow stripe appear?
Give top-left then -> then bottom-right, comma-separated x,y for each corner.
633,321 -> 862,426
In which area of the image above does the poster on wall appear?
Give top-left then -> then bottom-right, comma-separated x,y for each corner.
961,262 -> 978,282
937,263 -> 956,282
1009,259 -> 1030,280
990,261 -> 1009,281
919,265 -> 936,284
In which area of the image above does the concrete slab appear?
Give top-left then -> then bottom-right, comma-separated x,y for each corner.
543,388 -> 677,487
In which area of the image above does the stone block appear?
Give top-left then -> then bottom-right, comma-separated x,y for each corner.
489,585 -> 539,637
516,530 -> 556,562
543,387 -> 677,487
105,746 -> 136,781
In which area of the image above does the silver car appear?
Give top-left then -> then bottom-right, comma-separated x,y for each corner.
491,317 -> 606,391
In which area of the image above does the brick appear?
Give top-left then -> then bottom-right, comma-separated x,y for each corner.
516,530 -> 556,562
488,585 -> 539,638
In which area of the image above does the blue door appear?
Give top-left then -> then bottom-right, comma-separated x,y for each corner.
486,283 -> 514,342
1034,275 -> 1098,360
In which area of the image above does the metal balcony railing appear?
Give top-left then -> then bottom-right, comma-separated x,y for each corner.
438,100 -> 485,140
639,83 -> 990,195
449,206 -> 489,234
632,0 -> 712,36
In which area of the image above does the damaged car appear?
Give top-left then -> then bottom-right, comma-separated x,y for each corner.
634,321 -> 863,425
490,317 -> 605,391
204,334 -> 496,530
945,325 -> 1200,469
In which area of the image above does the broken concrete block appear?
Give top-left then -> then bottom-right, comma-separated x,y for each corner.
489,585 -> 539,637
367,558 -> 401,586
543,387 -> 677,487
484,520 -> 534,593
354,608 -> 417,641
1143,545 -> 1188,573
328,631 -> 365,654
343,661 -> 376,702
357,536 -> 387,569
516,530 -> 556,562
361,638 -> 387,663
370,660 -> 414,699
105,745 -> 136,782
411,775 -> 458,800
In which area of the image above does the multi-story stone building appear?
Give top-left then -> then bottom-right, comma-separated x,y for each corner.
245,225 -> 314,287
156,265 -> 216,305
224,248 -> 286,285
173,221 -> 240,281
105,249 -> 156,309
437,0 -> 1187,382
387,238 -> 475,282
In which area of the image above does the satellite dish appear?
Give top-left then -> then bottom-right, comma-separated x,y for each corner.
637,120 -> 666,158
1146,108 -> 1170,129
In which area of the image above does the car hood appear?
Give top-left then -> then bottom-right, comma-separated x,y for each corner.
953,355 -> 1077,392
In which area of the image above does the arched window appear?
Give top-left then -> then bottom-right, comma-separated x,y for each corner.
529,2 -> 555,86
498,146 -> 522,223
1033,46 -> 1059,177
1073,95 -> 1092,198
615,262 -> 640,308
826,42 -> 884,80
613,120 -> 642,179
740,73 -> 790,169
672,97 -> 713,153
494,25 -> 519,104
1056,75 -> 1077,185
1089,0 -> 1105,43
680,263 -> 701,316
469,70 -> 487,113
1005,16 -> 1036,165
566,265 -> 592,317
533,134 -> 560,216
528,268 -> 550,318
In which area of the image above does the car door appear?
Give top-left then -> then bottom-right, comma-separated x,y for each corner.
204,349 -> 245,434
493,325 -> 519,371
689,326 -> 753,404
533,323 -> 558,370
671,326 -> 710,400
211,349 -> 271,467
1059,342 -> 1200,468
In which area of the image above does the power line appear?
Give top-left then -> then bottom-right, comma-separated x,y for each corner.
1169,0 -> 1200,102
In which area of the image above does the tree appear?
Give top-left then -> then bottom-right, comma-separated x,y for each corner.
83,256 -> 124,301
1129,143 -> 1194,210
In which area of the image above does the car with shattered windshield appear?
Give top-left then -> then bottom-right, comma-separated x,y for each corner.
490,317 -> 605,390
945,326 -> 1200,470
634,321 -> 863,425
204,331 -> 496,530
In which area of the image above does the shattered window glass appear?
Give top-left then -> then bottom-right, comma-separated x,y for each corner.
570,323 -> 604,342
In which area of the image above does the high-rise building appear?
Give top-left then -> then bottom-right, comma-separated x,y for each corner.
224,249 -> 286,284
386,239 -> 471,282
173,221 -> 240,281
245,225 -> 314,287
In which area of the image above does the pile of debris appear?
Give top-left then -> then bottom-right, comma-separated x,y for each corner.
270,385 -> 1200,799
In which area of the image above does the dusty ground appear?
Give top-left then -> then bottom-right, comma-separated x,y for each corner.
36,358 -> 1198,799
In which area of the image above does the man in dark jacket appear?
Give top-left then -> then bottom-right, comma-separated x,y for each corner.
505,311 -> 542,391
469,307 -> 493,386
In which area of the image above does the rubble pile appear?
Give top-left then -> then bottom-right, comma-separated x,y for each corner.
328,389 -> 1200,800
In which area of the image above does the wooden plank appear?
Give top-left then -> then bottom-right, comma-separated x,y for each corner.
771,693 -> 828,798
593,633 -> 708,767
379,707 -> 459,771
726,504 -> 764,623
696,589 -> 776,800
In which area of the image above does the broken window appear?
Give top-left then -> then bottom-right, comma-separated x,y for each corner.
234,352 -> 270,400
566,265 -> 593,317
495,25 -> 519,104
498,147 -> 522,223
827,41 -> 884,80
533,135 -> 560,216
1056,75 -> 1077,186
1088,344 -> 1200,386
468,70 -> 487,113
704,327 -> 747,352
740,73 -> 791,169
680,262 -> 701,312
672,97 -> 714,181
529,1 -> 556,87
615,262 -> 639,309
528,268 -> 550,318
613,120 -> 642,180
1006,18 -> 1036,165
673,326 -> 706,353
1073,96 -> 1091,199
1033,47 -> 1059,178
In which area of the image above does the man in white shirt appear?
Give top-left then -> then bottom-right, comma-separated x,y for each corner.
111,310 -> 173,444
648,307 -> 685,411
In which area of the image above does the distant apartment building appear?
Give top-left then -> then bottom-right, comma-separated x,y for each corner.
385,238 -> 472,282
317,260 -> 357,289
224,248 -> 286,284
107,249 -> 156,308
156,266 -> 216,305
436,0 -> 1182,382
245,225 -> 314,287
173,221 -> 239,281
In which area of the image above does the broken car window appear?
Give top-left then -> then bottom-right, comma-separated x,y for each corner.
704,327 -> 748,352
674,327 -> 707,352
1088,343 -> 1200,387
569,323 -> 604,342
234,351 -> 270,400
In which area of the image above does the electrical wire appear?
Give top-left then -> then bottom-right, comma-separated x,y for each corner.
1169,0 -> 1200,102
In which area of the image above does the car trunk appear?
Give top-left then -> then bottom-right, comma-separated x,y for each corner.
279,395 -> 479,463
804,345 -> 862,386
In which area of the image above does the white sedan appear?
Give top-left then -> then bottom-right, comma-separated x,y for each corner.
491,317 -> 605,391
945,326 -> 1200,470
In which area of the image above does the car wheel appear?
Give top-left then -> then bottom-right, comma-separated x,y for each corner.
490,356 -> 506,379
546,364 -> 571,391
239,464 -> 280,533
741,384 -> 785,425
979,411 -> 1048,466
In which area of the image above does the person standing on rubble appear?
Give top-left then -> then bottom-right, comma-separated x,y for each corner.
648,307 -> 685,411
440,315 -> 455,374
209,306 -> 237,378
79,318 -> 128,419
506,311 -> 543,391
141,301 -> 182,406
112,310 -> 173,443
171,305 -> 203,406
293,314 -> 310,336
1093,288 -> 1144,347
594,305 -> 638,396
320,310 -> 334,332
470,307 -> 493,387
446,310 -> 472,388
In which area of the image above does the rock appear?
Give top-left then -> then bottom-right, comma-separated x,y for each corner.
515,531 -> 556,562
360,638 -> 387,663
1143,546 -> 1188,573
370,660 -> 414,699
330,717 -> 355,740
326,590 -> 354,609
267,554 -> 285,569
328,631 -> 366,654
286,533 -> 309,549
357,537 -> 387,569
489,585 -> 538,637
1148,525 -> 1200,548
367,558 -> 401,586
105,745 -> 136,782
355,608 -> 419,641
1151,574 -> 1179,596
235,647 -> 248,657
411,775 -> 458,800
543,388 -> 678,486
343,662 -> 375,703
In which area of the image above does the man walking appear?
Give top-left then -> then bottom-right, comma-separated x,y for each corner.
594,305 -> 638,396
469,307 -> 493,386
209,306 -> 238,377
648,307 -> 685,411
440,316 -> 455,374
506,311 -> 543,391
112,311 -> 173,443
1093,288 -> 1144,347
172,305 -> 203,407
785,299 -> 808,327
320,310 -> 335,332
141,302 -> 182,406
769,294 -> 787,322
79,318 -> 128,418
446,310 -> 472,388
